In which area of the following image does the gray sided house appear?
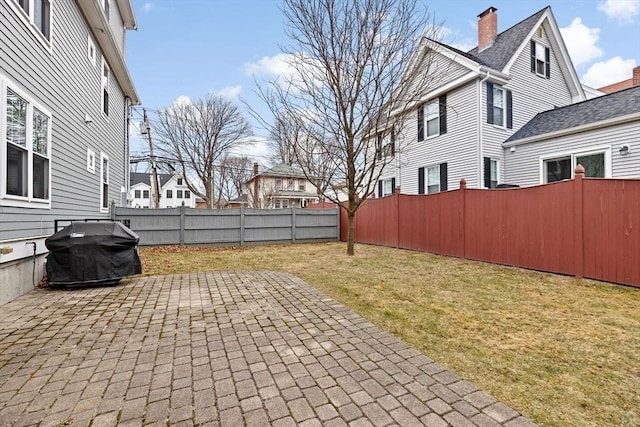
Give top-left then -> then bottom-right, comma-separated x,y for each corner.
0,0 -> 139,305
377,6 -> 586,195
504,86 -> 640,185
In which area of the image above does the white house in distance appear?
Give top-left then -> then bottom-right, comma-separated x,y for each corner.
0,0 -> 139,305
129,172 -> 196,208
245,163 -> 319,208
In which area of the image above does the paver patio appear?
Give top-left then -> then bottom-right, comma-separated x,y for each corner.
0,271 -> 536,426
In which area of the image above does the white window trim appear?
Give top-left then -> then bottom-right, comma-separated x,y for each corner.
534,40 -> 549,78
101,58 -> 110,119
381,178 -> 394,197
100,152 -> 109,212
426,164 -> 442,194
488,158 -> 500,188
87,148 -> 96,173
87,34 -> 97,66
492,86 -> 507,129
0,76 -> 52,209
539,145 -> 612,184
6,0 -> 52,51
424,100 -> 441,139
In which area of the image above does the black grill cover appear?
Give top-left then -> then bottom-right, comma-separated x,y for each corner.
45,222 -> 142,285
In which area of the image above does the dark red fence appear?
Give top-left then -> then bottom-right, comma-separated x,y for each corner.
326,169 -> 640,288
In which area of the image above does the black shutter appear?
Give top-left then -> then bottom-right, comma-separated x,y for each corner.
506,90 -> 513,129
378,181 -> 383,198
418,167 -> 425,194
486,82 -> 494,124
545,46 -> 551,79
376,133 -> 382,160
417,105 -> 424,141
391,178 -> 396,193
439,94 -> 447,135
484,157 -> 491,188
530,40 -> 536,73
440,163 -> 448,192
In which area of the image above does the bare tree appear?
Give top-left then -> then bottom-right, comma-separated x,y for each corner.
154,95 -> 252,208
262,0 -> 441,254
215,154 -> 254,205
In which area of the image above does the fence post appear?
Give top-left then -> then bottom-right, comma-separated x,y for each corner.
291,206 -> 297,243
179,203 -> 185,245
460,178 -> 467,259
574,165 -> 585,279
240,205 -> 245,246
395,187 -> 400,248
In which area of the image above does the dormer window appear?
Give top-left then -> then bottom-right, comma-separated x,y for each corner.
530,40 -> 550,79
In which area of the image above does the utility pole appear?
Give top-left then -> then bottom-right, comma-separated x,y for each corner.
143,109 -> 160,209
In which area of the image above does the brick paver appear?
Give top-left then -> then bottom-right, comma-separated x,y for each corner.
0,271 -> 537,426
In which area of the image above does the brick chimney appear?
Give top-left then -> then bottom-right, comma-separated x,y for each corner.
478,6 -> 498,52
633,66 -> 640,87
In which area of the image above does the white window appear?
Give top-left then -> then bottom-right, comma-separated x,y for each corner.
177,190 -> 183,198
177,177 -> 183,185
87,35 -> 96,66
134,189 -> 141,198
282,199 -> 289,208
184,190 -> 190,199
143,190 -> 149,199
166,189 -> 172,199
535,42 -> 546,76
425,100 -> 440,138
484,157 -> 499,188
531,40 -> 550,78
376,131 -> 395,159
492,86 -> 504,127
382,179 -> 393,196
101,59 -> 110,117
274,199 -> 281,209
87,148 -> 95,173
2,83 -> 51,208
299,180 -> 306,191
100,153 -> 109,212
10,0 -> 51,43
426,165 -> 441,194
275,179 -> 282,190
287,179 -> 294,190
541,147 -> 611,184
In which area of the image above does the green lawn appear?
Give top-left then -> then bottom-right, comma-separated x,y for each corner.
140,242 -> 640,426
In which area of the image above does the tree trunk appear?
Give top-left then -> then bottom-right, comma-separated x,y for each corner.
347,209 -> 355,256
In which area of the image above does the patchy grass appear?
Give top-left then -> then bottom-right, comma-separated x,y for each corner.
140,242 -> 640,426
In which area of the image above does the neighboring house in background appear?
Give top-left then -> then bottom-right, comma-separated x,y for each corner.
245,163 -> 319,208
504,86 -> 640,186
376,6 -> 588,196
224,194 -> 249,209
598,66 -> 640,94
129,172 -> 196,208
0,0 -> 139,305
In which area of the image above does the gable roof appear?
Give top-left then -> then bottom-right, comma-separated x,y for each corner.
467,7 -> 548,71
255,163 -> 307,179
130,172 -> 173,188
505,86 -> 640,144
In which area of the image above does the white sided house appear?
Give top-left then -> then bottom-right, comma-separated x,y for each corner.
129,172 -> 196,208
0,0 -> 139,305
376,6 -> 590,196
245,163 -> 319,209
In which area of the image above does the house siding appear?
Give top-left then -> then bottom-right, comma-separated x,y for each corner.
391,82 -> 481,193
504,120 -> 640,186
0,0 -> 133,305
482,22 -> 574,185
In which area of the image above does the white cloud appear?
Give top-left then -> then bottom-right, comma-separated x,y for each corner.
597,0 -> 640,23
143,2 -> 155,13
172,95 -> 192,108
231,136 -> 271,162
243,54 -> 295,77
216,85 -> 242,99
581,56 -> 638,87
440,25 -> 475,52
560,18 -> 604,67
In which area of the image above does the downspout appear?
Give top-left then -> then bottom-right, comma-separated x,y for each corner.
477,70 -> 491,188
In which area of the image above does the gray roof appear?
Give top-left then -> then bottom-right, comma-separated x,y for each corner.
130,172 -> 173,188
259,163 -> 307,179
466,7 -> 548,71
506,85 -> 640,143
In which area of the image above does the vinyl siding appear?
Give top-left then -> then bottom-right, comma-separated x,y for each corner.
504,120 -> 640,186
0,0 -> 130,241
482,22 -> 574,186
393,82 -> 480,193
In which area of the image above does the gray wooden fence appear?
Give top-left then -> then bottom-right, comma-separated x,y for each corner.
113,205 -> 340,246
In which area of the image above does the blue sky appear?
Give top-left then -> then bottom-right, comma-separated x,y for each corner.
127,0 -> 640,161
